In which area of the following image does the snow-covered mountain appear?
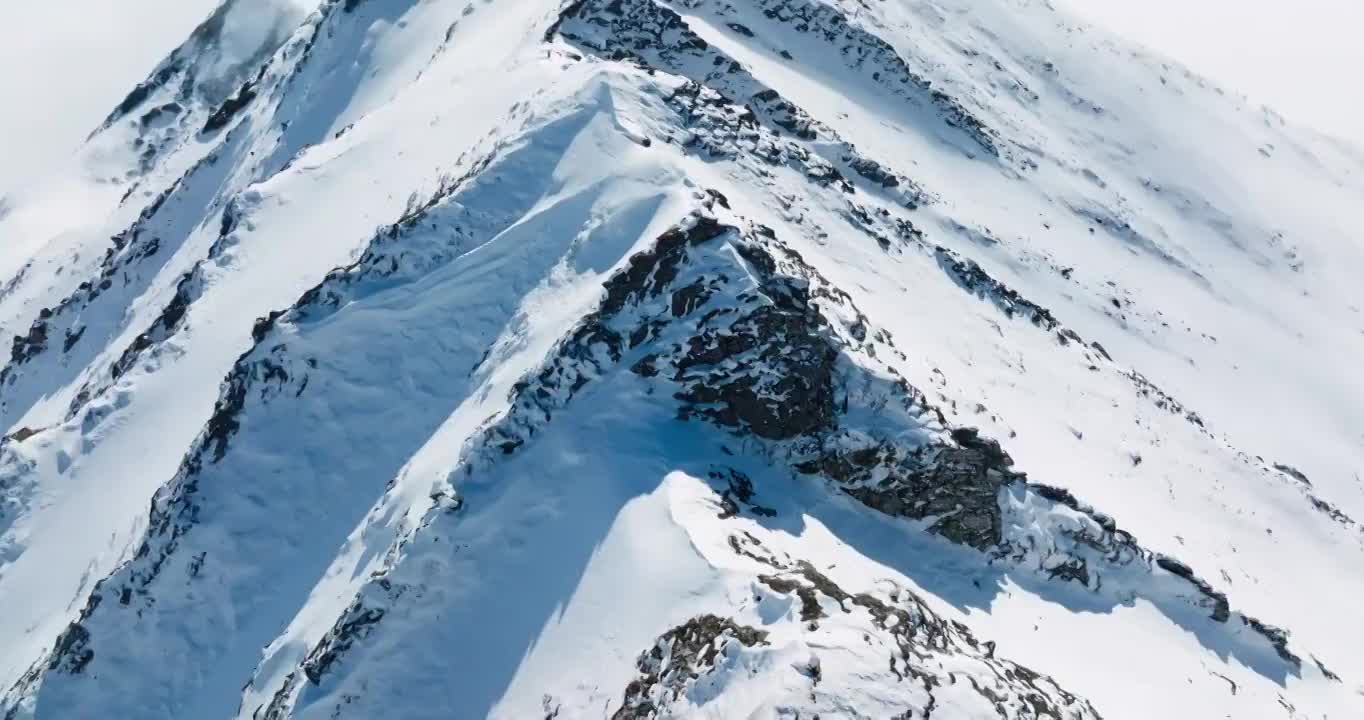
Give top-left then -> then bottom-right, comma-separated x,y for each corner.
1,0 -> 1361,717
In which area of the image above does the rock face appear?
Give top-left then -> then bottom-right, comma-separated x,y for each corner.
612,557 -> 1104,720
803,427 -> 1021,549
612,615 -> 771,719
0,0 -> 1361,719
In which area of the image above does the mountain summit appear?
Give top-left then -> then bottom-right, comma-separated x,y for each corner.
1,0 -> 1361,717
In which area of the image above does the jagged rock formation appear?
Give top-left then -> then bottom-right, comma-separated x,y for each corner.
0,0 -> 1361,718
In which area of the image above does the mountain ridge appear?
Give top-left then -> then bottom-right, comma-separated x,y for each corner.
0,0 -> 1361,717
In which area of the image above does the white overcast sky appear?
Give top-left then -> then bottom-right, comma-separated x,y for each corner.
1058,0 -> 1363,145
0,0 -> 1360,194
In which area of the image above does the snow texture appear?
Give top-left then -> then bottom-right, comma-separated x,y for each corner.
0,0 -> 1362,718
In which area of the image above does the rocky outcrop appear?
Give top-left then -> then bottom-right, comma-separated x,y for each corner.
611,536 -> 1103,719
675,0 -> 1001,157
612,615 -> 770,719
801,427 -> 1022,549
553,0 -> 932,209
935,246 -> 1061,330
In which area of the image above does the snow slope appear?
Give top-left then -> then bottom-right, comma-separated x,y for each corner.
0,0 -> 1361,717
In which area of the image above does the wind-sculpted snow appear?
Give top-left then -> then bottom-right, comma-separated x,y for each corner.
5,84 -> 696,719
1,0 -> 1362,718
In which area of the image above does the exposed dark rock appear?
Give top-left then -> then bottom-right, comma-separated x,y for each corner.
601,217 -> 728,316
1046,558 -> 1091,585
302,604 -> 386,684
1155,555 -> 1231,623
1126,369 -> 1206,429
745,550 -> 1102,717
62,326 -> 86,353
847,156 -> 901,188
799,435 -> 1021,550
257,672 -> 302,720
675,301 -> 838,440
934,246 -> 1059,329
203,73 -> 261,133
710,467 -> 776,518
1272,463 -> 1311,486
105,269 -> 201,385
1241,616 -> 1301,667
1312,656 -> 1341,682
47,624 -> 93,674
727,532 -> 782,568
8,315 -> 50,365
613,615 -> 768,719
202,360 -> 252,463
1029,484 -> 1118,534
1307,494 -> 1357,527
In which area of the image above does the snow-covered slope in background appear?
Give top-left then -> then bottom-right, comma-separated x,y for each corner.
0,0 -> 1361,717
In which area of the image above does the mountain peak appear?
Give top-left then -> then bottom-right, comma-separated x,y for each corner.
1,0 -> 1361,717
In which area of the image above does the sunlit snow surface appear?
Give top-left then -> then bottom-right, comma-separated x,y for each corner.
0,0 -> 1361,718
